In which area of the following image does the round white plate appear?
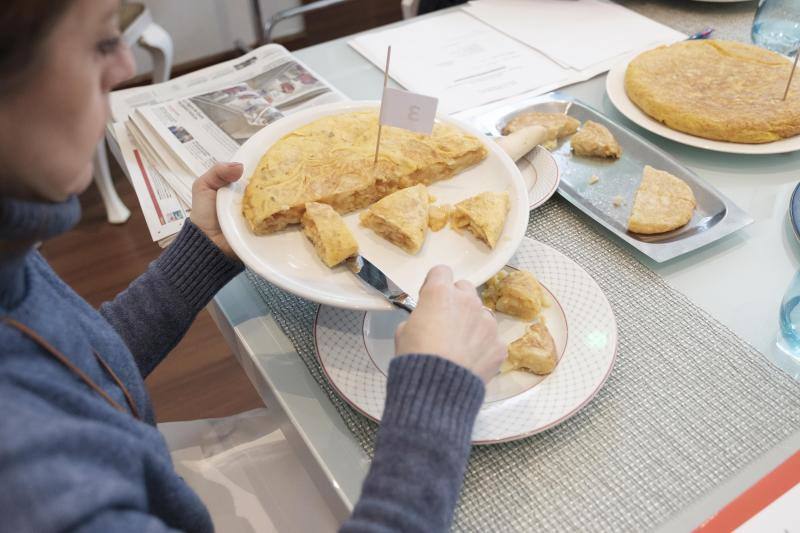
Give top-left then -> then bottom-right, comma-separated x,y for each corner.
314,238 -> 618,444
218,101 -> 529,311
606,55 -> 800,155
517,146 -> 560,210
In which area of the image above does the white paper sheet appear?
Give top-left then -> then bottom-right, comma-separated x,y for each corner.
463,0 -> 685,71
160,409 -> 339,533
349,11 -> 571,114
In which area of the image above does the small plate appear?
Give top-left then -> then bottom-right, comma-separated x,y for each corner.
218,100 -> 530,311
606,54 -> 800,155
314,237 -> 617,444
518,146 -> 560,210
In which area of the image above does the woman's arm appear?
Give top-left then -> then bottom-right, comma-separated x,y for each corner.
341,354 -> 484,532
99,163 -> 244,377
342,266 -> 506,532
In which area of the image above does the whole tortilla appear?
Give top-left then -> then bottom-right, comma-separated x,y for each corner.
625,40 -> 800,144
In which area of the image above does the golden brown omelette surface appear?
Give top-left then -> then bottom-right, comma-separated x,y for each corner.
625,40 -> 800,144
359,184 -> 431,254
627,166 -> 696,235
242,110 -> 487,234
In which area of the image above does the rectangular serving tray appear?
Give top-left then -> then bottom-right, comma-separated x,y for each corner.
467,93 -> 753,263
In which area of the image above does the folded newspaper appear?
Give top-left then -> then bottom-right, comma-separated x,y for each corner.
110,44 -> 345,247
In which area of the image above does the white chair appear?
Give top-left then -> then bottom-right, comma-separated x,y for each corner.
401,0 -> 421,19
95,4 -> 173,224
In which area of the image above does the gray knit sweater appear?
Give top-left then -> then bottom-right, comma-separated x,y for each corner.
0,195 -> 484,532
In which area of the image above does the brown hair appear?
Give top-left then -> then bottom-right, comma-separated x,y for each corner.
0,1 -> 75,94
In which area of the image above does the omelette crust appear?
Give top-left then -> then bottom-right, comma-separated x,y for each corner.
242,110 -> 487,234
625,40 -> 800,144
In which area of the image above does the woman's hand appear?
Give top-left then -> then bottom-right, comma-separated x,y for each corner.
190,162 -> 243,258
395,265 -> 507,383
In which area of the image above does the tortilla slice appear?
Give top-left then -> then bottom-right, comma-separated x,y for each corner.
481,269 -> 546,321
360,184 -> 430,254
571,120 -> 622,159
627,166 -> 696,234
501,321 -> 558,375
451,191 -> 510,249
301,202 -> 359,267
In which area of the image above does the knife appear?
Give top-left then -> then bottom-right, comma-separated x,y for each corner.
347,255 -> 417,313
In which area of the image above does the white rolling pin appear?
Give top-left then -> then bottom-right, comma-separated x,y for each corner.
494,125 -> 550,162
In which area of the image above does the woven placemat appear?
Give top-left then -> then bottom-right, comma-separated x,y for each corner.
246,197 -> 800,531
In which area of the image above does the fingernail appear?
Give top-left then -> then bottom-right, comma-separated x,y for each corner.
226,162 -> 243,169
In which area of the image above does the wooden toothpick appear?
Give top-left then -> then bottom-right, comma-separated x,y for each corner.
783,44 -> 800,101
373,45 -> 392,165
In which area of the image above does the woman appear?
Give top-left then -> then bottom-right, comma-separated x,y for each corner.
0,1 -> 506,532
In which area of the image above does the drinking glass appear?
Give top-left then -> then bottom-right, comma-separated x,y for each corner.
775,270 -> 800,380
752,0 -> 800,56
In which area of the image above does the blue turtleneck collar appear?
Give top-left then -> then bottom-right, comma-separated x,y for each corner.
0,194 -> 81,309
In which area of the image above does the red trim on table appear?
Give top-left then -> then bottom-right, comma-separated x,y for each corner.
134,148 -> 165,225
694,450 -> 800,532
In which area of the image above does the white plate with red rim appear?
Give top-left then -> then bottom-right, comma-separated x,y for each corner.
314,237 -> 618,444
217,100 -> 530,312
518,146 -> 560,210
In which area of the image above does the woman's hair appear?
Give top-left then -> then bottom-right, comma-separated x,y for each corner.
0,1 -> 75,94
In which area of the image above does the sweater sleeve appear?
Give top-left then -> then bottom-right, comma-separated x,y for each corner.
100,221 -> 243,377
341,354 -> 485,533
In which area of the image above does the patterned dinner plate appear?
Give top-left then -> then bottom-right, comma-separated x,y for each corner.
518,146 -> 560,210
314,237 -> 618,444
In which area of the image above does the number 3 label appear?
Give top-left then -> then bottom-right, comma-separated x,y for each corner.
380,87 -> 438,134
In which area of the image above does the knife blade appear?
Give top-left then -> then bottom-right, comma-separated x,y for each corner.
347,255 -> 417,313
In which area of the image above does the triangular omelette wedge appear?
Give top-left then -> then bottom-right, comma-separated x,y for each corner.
451,191 -> 510,249
481,269 -> 546,321
301,202 -> 358,267
359,184 -> 430,254
571,120 -> 622,159
242,110 -> 487,235
501,321 -> 558,376
627,166 -> 696,234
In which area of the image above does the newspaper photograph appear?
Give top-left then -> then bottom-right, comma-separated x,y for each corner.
109,44 -> 323,122
136,55 -> 342,176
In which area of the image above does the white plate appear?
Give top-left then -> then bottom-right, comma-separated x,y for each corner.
218,101 -> 529,311
606,55 -> 800,155
314,237 -> 618,444
518,146 -> 560,210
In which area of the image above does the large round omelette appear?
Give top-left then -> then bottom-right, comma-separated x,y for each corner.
625,40 -> 800,144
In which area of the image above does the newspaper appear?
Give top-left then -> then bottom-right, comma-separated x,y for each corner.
109,44 -> 345,244
112,122 -> 189,244
135,53 -> 341,176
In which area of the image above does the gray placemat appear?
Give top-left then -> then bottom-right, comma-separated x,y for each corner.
246,197 -> 800,531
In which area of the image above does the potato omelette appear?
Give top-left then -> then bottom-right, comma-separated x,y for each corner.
242,110 -> 487,234
625,40 -> 800,144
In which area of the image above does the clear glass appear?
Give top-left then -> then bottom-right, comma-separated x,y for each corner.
752,0 -> 800,56
774,271 -> 800,380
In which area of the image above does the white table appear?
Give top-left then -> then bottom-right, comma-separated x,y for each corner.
197,9 -> 800,529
